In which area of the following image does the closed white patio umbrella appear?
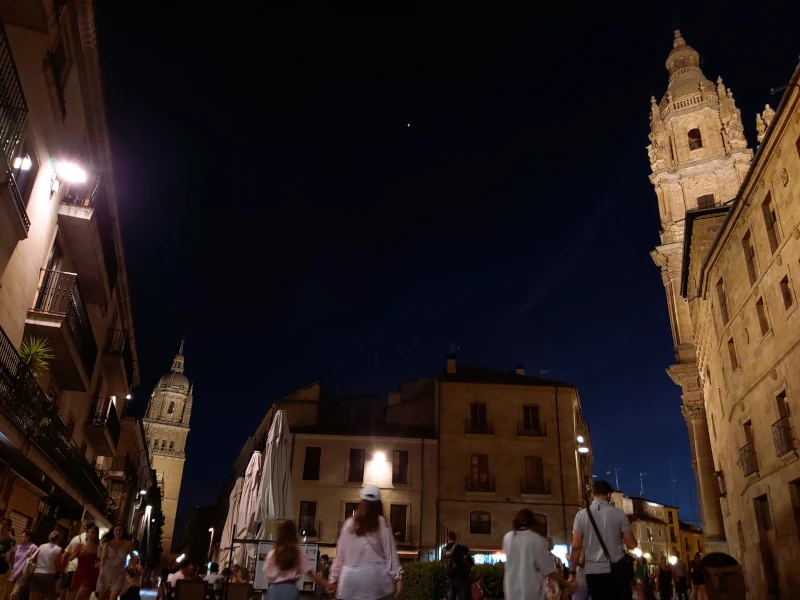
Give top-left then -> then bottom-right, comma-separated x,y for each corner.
218,476 -> 244,569
234,450 -> 263,567
257,410 -> 293,539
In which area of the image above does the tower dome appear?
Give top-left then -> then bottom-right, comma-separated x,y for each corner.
664,30 -> 713,102
157,338 -> 190,392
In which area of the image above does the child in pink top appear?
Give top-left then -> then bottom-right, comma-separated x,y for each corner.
263,521 -> 328,599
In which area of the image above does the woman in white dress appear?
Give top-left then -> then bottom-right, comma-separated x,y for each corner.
502,510 -> 574,600
97,525 -> 133,600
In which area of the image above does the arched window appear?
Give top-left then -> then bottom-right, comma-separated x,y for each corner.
161,439 -> 167,450
688,128 -> 703,150
532,513 -> 548,537
167,401 -> 175,415
152,438 -> 158,449
169,441 -> 175,451
470,511 -> 491,534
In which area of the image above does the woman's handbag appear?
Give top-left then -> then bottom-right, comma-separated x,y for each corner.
22,547 -> 40,578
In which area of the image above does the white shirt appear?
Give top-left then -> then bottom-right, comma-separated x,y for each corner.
34,543 -> 63,575
502,529 -> 555,600
572,499 -> 632,575
203,573 -> 221,584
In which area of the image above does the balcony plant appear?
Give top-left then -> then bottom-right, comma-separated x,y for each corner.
19,336 -> 54,380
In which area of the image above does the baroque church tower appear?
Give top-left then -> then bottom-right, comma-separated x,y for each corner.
143,339 -> 193,555
648,31 -> 753,551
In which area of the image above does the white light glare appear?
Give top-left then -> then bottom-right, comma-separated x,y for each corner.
140,490 -> 147,495
578,446 -> 590,454
13,157 -> 31,170
176,554 -> 185,563
576,435 -> 585,443
644,552 -> 652,560
55,161 -> 87,183
669,555 -> 678,565
647,502 -> 661,507
208,528 -> 214,533
374,451 -> 385,462
633,548 -> 643,557
126,394 -> 132,400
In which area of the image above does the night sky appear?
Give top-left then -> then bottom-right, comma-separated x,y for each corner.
94,1 -> 800,544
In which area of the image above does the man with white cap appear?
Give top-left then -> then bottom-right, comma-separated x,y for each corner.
328,485 -> 403,600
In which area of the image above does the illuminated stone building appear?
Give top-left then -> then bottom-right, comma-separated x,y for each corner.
648,28 -> 800,596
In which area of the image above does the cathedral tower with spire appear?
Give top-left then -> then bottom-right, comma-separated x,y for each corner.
143,339 -> 193,556
648,30 -> 753,552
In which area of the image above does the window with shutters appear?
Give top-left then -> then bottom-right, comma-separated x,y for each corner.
697,194 -> 714,209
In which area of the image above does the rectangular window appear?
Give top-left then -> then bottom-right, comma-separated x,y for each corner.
776,390 -> 790,418
299,501 -> 317,519
392,450 -> 409,484
522,405 -> 541,432
762,193 -> 781,254
754,494 -> 774,531
659,529 -> 663,538
668,512 -> 674,525
344,502 -> 358,520
470,402 -> 487,424
347,449 -> 366,482
646,526 -> 653,541
168,441 -> 174,451
471,454 -> 489,483
299,501 -> 318,536
303,447 -> 322,481
697,194 -> 715,209
781,276 -> 794,310
756,297 -> 770,335
470,511 -> 491,535
389,505 -> 408,541
524,455 -> 545,491
727,338 -> 739,371
742,230 -> 758,285
717,278 -> 730,324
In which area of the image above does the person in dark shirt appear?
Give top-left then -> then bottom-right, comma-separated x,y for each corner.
441,533 -> 472,600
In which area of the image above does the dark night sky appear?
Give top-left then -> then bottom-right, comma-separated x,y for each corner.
94,1 -> 800,543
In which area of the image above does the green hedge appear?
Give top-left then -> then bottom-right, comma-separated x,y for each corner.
402,562 -> 505,600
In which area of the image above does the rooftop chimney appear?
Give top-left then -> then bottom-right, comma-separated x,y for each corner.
515,363 -> 525,375
446,355 -> 456,374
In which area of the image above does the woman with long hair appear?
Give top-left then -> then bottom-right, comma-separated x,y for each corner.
97,525 -> 133,600
503,509 -> 573,599
68,526 -> 100,600
263,520 -> 327,600
657,556 -> 673,600
328,485 -> 403,600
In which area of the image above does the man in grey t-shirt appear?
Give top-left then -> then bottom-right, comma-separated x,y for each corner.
569,480 -> 637,600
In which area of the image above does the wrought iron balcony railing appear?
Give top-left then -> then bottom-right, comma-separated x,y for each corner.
739,442 -> 758,477
1,163 -> 29,233
34,270 -> 97,377
465,419 -> 494,434
90,397 -> 121,448
0,325 -> 109,513
105,329 -> 134,386
0,20 -> 28,167
466,476 -> 495,493
520,477 -> 551,495
772,416 -> 794,457
518,422 -> 548,437
714,470 -> 727,497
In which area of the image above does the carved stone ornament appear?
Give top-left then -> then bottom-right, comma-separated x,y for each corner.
776,255 -> 783,266
759,178 -> 766,188
681,402 -> 707,421
793,229 -> 800,240
771,370 -> 778,380
782,169 -> 789,187
742,328 -> 749,344
775,147 -> 782,158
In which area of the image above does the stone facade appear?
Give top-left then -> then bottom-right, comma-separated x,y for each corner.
143,341 -> 192,556
0,0 -> 155,553
649,29 -> 800,598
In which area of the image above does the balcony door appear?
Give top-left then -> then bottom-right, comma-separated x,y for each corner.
522,405 -> 540,433
470,402 -> 487,426
37,242 -> 65,312
471,454 -> 489,487
524,455 -> 544,491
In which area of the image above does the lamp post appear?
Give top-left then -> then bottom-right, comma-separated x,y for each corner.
208,527 -> 214,561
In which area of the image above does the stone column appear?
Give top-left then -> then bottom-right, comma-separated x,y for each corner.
682,402 -> 727,550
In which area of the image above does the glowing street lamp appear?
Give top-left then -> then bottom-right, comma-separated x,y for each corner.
577,446 -> 590,454
55,161 -> 87,183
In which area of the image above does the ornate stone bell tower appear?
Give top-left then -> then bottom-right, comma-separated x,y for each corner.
648,30 -> 752,551
143,339 -> 193,556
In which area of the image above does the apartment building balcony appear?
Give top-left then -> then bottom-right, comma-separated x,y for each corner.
517,422 -> 548,437
739,442 -> 758,478
520,477 -> 551,495
25,270 -> 97,391
466,475 -> 495,493
84,397 -> 120,457
298,518 -> 321,538
105,452 -> 136,482
57,178 -> 118,306
464,419 -> 494,435
772,416 -> 794,457
0,326 -> 109,517
0,20 -> 29,240
102,329 -> 134,392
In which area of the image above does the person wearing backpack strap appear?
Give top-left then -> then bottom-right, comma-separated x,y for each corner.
441,532 -> 471,600
569,480 -> 637,600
